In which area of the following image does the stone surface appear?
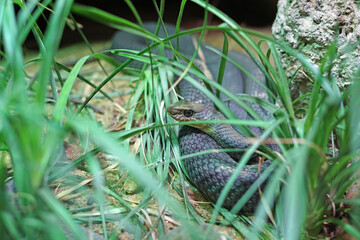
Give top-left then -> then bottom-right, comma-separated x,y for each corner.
272,0 -> 360,100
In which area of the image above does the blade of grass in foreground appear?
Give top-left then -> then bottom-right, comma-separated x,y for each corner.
35,0 -> 74,106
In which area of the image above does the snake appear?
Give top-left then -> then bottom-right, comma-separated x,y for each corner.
111,22 -> 277,213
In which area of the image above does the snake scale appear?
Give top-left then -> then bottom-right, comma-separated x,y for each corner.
111,22 -> 277,213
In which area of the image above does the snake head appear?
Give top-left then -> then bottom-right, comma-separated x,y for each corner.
167,100 -> 215,130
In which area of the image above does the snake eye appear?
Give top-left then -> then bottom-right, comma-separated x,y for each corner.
184,110 -> 194,117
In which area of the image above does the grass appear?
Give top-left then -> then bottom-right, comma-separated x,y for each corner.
1,0 -> 360,239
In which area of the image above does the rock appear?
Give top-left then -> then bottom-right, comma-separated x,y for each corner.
123,177 -> 139,195
272,0 -> 360,100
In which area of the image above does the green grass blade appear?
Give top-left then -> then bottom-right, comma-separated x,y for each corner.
53,55 -> 89,121
35,0 -> 74,106
216,33 -> 228,98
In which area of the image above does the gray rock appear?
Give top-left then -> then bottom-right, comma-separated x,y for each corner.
272,0 -> 360,100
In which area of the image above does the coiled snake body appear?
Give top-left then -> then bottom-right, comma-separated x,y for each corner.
112,22 -> 276,213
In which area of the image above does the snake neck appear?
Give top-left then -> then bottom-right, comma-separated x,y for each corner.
167,100 -> 256,161
207,111 -> 251,160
